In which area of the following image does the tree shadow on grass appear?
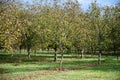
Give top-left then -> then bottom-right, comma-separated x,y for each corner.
63,60 -> 120,72
0,54 -> 120,76
11,60 -> 119,74
0,54 -> 53,64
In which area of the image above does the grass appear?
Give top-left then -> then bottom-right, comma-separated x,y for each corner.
0,51 -> 119,80
36,70 -> 119,80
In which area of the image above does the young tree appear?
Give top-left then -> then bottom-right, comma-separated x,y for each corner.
88,1 -> 104,64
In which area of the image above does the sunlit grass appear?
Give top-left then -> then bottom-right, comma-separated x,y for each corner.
36,70 -> 120,80
0,52 -> 119,80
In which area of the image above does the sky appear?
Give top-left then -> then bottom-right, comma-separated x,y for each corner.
78,0 -> 119,10
21,0 -> 119,10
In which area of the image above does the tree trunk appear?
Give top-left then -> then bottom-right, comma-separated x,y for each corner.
34,50 -> 37,56
98,30 -> 102,65
59,51 -> 64,71
114,50 -> 119,61
47,47 -> 50,53
81,49 -> 84,59
11,52 -> 14,57
19,45 -> 22,54
91,47 -> 94,57
54,48 -> 57,62
77,49 -> 80,56
27,47 -> 31,59
117,55 -> 119,61
113,44 -> 118,61
28,51 -> 30,58
54,52 -> 57,62
98,50 -> 101,64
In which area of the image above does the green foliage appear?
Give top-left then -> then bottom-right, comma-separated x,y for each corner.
0,0 -> 119,61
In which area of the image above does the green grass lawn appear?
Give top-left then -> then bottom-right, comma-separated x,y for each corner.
0,52 -> 119,80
